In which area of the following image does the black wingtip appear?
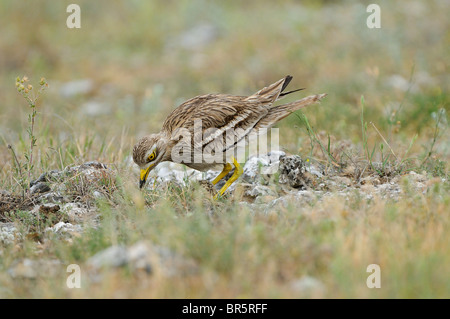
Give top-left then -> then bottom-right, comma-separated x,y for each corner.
279,87 -> 306,97
281,75 -> 293,92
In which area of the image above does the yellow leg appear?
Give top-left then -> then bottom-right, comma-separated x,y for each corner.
214,157 -> 243,199
211,163 -> 232,185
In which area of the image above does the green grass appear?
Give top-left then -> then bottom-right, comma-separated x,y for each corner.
0,0 -> 449,298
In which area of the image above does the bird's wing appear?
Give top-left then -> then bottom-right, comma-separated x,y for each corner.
245,75 -> 299,104
162,94 -> 268,150
161,75 -> 302,154
253,93 -> 327,131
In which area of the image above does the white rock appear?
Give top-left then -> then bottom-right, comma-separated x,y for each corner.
60,203 -> 94,223
386,75 -> 418,93
8,258 -> 61,279
290,276 -> 326,296
127,241 -> 198,276
87,245 -> 128,269
170,23 -> 219,50
59,79 -> 93,97
46,222 -> 81,234
144,162 -> 221,188
0,224 -> 17,245
67,161 -> 112,181
93,191 -> 103,198
305,165 -> 323,177
80,101 -> 111,116
259,151 -> 286,164
245,185 -> 277,198
242,156 -> 270,182
86,241 -> 198,277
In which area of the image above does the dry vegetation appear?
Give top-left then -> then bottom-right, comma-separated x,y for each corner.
0,0 -> 448,298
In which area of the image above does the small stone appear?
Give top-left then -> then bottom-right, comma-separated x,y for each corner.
87,245 -> 128,269
0,223 -> 17,244
305,165 -> 324,178
0,189 -> 12,196
245,185 -> 277,198
254,195 -> 277,204
30,172 -> 48,187
81,101 -> 112,117
386,75 -> 419,93
127,241 -> 198,277
92,191 -> 102,198
295,190 -> 316,203
39,191 -> 65,203
78,161 -> 108,171
38,203 -> 60,214
360,184 -> 376,194
46,222 -> 81,234
65,161 -> 114,184
86,241 -> 198,277
8,258 -> 61,279
360,176 -> 380,186
169,23 -> 219,50
331,176 -> 352,187
59,79 -> 94,98
290,276 -> 326,296
30,182 -> 51,195
407,171 -> 427,183
259,151 -> 286,164
60,202 -> 92,222
242,156 -> 269,183
278,155 -> 311,188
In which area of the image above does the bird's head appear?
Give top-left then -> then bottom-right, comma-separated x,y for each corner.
132,133 -> 168,189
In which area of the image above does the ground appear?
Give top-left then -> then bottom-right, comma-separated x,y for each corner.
0,1 -> 448,298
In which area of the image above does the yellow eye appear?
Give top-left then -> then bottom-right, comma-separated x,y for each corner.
147,151 -> 156,162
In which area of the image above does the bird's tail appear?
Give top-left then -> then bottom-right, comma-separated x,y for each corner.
253,93 -> 327,130
246,75 -> 303,104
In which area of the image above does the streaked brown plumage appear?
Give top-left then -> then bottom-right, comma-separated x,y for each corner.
133,75 -> 326,197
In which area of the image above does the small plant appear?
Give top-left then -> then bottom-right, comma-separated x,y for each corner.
360,96 -> 376,171
298,112 -> 339,170
421,108 -> 447,167
14,76 -> 48,193
361,96 -> 399,176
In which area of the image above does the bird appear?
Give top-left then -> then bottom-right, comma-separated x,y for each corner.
133,75 -> 326,199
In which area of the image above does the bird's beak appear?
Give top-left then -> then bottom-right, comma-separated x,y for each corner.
139,164 -> 154,189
